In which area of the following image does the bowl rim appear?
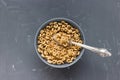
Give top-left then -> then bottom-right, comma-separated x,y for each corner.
34,17 -> 85,68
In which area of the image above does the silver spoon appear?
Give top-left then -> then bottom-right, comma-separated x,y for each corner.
71,41 -> 111,57
53,35 -> 112,57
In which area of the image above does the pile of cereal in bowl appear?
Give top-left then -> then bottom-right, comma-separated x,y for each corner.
37,21 -> 83,65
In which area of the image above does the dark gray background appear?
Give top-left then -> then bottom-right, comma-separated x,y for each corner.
0,0 -> 120,80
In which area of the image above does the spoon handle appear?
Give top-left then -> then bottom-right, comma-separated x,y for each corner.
71,41 -> 112,57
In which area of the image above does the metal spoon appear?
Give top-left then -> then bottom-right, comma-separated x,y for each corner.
53,35 -> 112,57
71,41 -> 111,57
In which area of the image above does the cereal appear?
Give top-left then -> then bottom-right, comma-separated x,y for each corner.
37,21 -> 83,64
